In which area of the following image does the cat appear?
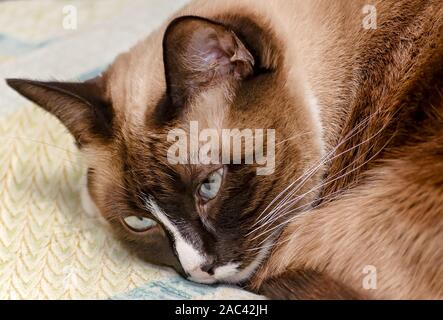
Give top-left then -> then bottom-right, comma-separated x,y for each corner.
6,0 -> 443,299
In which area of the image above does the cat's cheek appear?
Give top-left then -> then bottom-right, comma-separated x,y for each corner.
79,173 -> 108,226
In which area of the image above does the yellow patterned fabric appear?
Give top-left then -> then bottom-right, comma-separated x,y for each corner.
0,106 -> 166,299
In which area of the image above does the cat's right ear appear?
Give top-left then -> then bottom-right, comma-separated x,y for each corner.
162,16 -> 255,109
6,77 -> 113,147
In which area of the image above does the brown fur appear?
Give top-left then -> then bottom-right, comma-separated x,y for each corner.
258,269 -> 363,300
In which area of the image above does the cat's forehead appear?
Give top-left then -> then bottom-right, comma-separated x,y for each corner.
105,30 -> 166,123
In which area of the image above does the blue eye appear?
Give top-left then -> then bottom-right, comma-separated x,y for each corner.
123,216 -> 157,232
199,168 -> 224,201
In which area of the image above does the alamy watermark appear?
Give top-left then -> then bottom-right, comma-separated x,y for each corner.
62,5 -> 78,30
362,4 -> 377,30
167,121 -> 276,176
362,265 -> 377,290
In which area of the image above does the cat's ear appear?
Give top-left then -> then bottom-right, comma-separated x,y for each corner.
6,78 -> 113,147
162,16 -> 255,107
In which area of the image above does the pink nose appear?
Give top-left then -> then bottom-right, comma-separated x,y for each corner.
200,262 -> 215,275
187,267 -> 216,284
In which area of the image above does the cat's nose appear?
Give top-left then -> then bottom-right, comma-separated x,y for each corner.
201,262 -> 215,275
200,255 -> 216,275
187,257 -> 217,284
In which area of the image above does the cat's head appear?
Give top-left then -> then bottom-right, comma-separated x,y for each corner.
7,16 -> 323,284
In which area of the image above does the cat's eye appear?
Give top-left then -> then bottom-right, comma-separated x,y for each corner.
198,168 -> 224,202
123,216 -> 157,232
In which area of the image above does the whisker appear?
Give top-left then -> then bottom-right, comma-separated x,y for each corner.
251,133 -> 395,251
275,130 -> 313,146
249,109 -> 378,233
248,105 -> 400,250
260,118 -> 392,229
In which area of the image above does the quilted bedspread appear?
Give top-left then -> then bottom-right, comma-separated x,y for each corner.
0,0 -> 259,300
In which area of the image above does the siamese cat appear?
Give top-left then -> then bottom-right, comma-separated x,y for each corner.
7,0 -> 443,299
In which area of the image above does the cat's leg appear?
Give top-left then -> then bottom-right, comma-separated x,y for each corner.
251,155 -> 443,299
253,269 -> 363,300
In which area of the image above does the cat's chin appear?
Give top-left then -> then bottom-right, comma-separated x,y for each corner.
187,275 -> 217,285
187,262 -> 240,284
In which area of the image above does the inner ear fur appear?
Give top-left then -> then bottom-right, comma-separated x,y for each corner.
162,16 -> 255,109
6,77 -> 113,147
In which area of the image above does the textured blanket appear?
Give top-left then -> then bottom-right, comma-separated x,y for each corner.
0,0 -> 259,300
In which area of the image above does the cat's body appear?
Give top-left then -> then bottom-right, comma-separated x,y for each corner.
7,0 -> 443,299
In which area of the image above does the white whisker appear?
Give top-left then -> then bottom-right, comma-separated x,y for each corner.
249,109 -> 379,236
251,132 -> 395,251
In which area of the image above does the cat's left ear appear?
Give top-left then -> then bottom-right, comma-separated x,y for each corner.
162,16 -> 255,108
6,77 -> 113,147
